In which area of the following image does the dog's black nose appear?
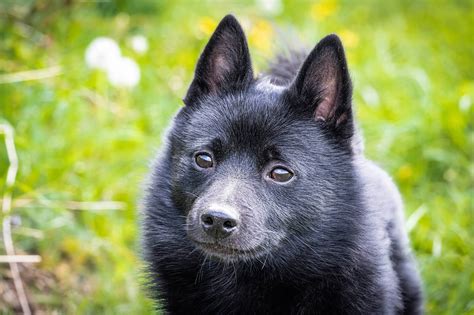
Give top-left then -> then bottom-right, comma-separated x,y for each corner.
201,211 -> 239,239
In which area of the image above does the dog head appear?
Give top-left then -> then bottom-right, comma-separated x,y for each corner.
167,15 -> 356,262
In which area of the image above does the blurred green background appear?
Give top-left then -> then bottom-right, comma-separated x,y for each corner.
0,0 -> 472,314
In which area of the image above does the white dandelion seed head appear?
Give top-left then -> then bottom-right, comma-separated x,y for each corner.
256,0 -> 282,15
85,37 -> 121,70
459,95 -> 471,112
106,56 -> 140,88
131,35 -> 149,54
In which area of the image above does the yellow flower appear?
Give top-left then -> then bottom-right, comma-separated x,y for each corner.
339,30 -> 359,48
397,164 -> 413,181
311,0 -> 338,20
198,16 -> 218,36
249,20 -> 274,55
459,80 -> 474,95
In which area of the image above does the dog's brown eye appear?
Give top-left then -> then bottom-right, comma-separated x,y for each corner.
270,167 -> 294,183
195,153 -> 213,169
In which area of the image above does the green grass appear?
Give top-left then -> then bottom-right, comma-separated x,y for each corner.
0,0 -> 473,313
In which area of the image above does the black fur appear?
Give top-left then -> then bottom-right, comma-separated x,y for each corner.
142,14 -> 423,314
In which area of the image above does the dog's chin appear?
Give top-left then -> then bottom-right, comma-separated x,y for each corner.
192,240 -> 269,262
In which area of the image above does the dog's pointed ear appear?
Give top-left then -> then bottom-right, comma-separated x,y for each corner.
288,34 -> 353,136
183,15 -> 254,105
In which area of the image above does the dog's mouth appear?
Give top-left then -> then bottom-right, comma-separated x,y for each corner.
192,240 -> 268,260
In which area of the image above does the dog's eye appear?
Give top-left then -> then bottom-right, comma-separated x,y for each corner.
269,167 -> 294,183
195,152 -> 214,169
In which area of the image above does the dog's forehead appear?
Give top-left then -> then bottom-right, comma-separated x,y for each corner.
191,92 -> 290,145
254,77 -> 286,94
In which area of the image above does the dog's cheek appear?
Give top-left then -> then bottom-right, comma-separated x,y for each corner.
247,188 -> 287,236
170,163 -> 205,214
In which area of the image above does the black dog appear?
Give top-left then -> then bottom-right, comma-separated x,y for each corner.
142,15 -> 423,314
